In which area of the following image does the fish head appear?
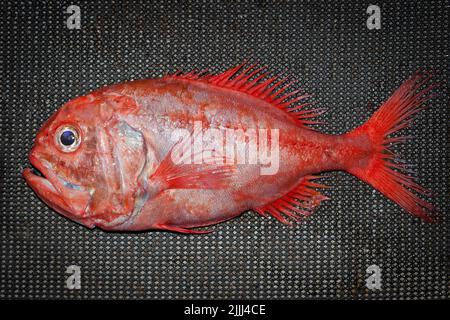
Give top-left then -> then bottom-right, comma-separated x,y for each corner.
23,93 -> 148,229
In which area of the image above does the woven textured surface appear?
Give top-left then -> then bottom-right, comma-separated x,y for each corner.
1,0 -> 449,299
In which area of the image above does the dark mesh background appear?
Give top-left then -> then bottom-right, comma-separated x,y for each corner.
1,0 -> 449,299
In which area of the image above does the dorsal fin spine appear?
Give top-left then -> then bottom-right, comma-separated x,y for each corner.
274,90 -> 301,105
268,78 -> 289,99
232,64 -> 257,85
241,67 -> 267,89
165,62 -> 326,128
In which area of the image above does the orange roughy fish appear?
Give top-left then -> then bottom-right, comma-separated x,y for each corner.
23,63 -> 437,233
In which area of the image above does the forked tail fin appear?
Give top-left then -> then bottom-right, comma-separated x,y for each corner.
344,71 -> 438,222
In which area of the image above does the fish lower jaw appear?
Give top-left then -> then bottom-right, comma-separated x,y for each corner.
23,156 -> 93,226
56,175 -> 84,191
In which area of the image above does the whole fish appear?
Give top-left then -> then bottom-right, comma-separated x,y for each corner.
23,63 -> 436,233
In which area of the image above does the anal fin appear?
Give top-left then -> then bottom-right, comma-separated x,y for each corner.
254,175 -> 330,225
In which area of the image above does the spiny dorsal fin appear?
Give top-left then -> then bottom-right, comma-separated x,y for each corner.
164,62 -> 327,129
254,175 -> 330,225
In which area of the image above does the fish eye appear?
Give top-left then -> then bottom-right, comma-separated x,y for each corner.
56,126 -> 80,152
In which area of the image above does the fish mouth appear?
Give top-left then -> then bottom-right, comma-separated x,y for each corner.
23,154 -> 94,228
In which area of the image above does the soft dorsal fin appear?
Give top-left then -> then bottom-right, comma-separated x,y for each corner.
164,62 -> 326,128
254,175 -> 330,225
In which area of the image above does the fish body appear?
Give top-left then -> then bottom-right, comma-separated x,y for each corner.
23,63 -> 436,232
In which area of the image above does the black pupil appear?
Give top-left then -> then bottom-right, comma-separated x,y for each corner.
60,130 -> 76,146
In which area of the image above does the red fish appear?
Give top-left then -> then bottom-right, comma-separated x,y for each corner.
23,63 -> 436,233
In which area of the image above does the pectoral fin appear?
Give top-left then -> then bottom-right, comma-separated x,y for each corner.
147,134 -> 236,196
